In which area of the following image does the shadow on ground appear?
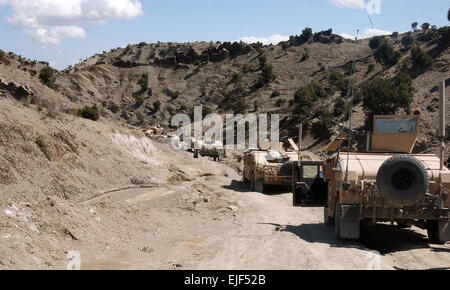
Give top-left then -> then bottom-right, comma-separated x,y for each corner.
263,222 -> 449,255
222,180 -> 291,195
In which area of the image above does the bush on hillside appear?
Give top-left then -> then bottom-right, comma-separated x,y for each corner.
39,67 -> 55,86
369,36 -> 386,49
374,42 -> 402,66
401,34 -> 415,48
138,73 -> 149,91
293,82 -> 326,117
362,73 -> 413,121
410,46 -> 433,70
78,105 -> 100,121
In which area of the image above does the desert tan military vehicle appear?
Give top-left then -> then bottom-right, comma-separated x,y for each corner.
293,83 -> 449,243
243,141 -> 299,193
192,139 -> 226,161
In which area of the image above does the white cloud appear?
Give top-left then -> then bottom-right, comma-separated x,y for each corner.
330,0 -> 366,9
0,0 -> 143,44
340,28 -> 392,40
238,34 -> 289,46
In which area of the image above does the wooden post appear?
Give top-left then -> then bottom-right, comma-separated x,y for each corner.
439,81 -> 446,170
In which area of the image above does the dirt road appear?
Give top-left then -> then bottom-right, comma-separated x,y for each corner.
77,162 -> 450,271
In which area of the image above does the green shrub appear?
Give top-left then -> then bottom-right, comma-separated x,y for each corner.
367,64 -> 375,74
333,96 -> 346,117
257,64 -> 276,87
374,42 -> 402,66
172,91 -> 180,100
258,55 -> 267,69
401,34 -> 414,48
369,36 -> 386,49
329,71 -> 345,89
78,105 -> 100,121
421,23 -> 431,31
39,67 -> 55,86
136,112 -> 145,124
148,88 -> 153,96
135,95 -> 145,107
411,46 -> 433,70
301,27 -> 313,41
153,101 -> 162,112
300,48 -> 310,62
391,32 -> 399,39
138,73 -> 149,91
362,73 -> 413,118
293,82 -> 325,117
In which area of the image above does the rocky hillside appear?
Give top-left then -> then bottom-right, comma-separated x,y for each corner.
1,28 -> 449,156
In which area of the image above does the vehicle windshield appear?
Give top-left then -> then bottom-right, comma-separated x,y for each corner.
375,117 -> 417,133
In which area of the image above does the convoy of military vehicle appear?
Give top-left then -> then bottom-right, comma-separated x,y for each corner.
189,81 -> 449,244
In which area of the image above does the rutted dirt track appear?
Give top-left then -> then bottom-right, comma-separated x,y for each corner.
77,163 -> 450,270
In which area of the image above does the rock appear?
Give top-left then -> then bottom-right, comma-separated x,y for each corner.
227,205 -> 239,212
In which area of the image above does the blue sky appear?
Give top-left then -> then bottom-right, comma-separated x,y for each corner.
0,0 -> 448,70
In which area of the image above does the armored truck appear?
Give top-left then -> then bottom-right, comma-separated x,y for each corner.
244,141 -> 299,193
293,113 -> 450,243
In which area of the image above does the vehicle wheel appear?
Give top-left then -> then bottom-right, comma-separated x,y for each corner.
426,220 -> 450,244
324,207 -> 334,226
397,220 -> 412,229
255,179 -> 265,193
377,155 -> 428,207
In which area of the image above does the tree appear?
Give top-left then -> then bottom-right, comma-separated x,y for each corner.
411,46 -> 433,70
362,73 -> 413,118
401,34 -> 414,48
258,55 -> 267,69
391,32 -> 399,39
369,36 -> 386,49
448,8 -> 450,22
137,73 -> 149,91
374,42 -> 402,66
421,23 -> 431,31
293,82 -> 325,117
257,64 -> 276,86
333,96 -> 347,117
153,101 -> 162,112
412,22 -> 418,31
301,27 -> 313,40
39,67 -> 54,86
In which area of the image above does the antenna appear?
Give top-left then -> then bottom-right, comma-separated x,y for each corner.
343,29 -> 359,188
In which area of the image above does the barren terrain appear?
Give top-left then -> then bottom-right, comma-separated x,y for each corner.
1,28 -> 449,270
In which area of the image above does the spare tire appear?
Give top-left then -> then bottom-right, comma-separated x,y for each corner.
280,161 -> 295,177
376,155 -> 428,207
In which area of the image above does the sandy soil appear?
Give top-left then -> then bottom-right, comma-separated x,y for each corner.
3,149 -> 448,270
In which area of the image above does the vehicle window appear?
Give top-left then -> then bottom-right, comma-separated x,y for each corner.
375,117 -> 417,133
303,166 -> 319,178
